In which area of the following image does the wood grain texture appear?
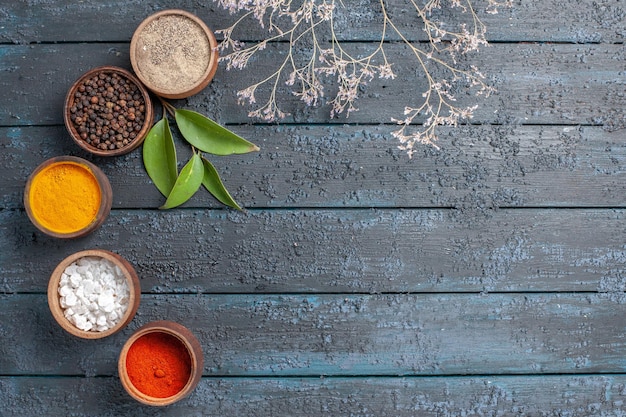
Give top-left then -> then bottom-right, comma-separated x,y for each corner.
2,208 -> 626,294
2,125 -> 625,210
1,42 -> 625,127
1,0 -> 624,43
3,375 -> 626,416
2,293 -> 626,376
2,0 -> 626,415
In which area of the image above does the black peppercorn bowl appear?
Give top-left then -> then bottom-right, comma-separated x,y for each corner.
64,66 -> 154,157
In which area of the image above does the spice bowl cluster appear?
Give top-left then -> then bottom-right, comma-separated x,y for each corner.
26,9 -> 221,238
24,8 -> 216,408
47,249 -> 204,405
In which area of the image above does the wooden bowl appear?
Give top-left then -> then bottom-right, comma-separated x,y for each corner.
47,249 -> 141,339
24,156 -> 112,239
130,9 -> 219,99
64,66 -> 154,156
118,320 -> 204,406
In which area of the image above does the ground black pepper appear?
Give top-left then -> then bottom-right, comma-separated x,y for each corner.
133,14 -> 211,94
68,72 -> 146,151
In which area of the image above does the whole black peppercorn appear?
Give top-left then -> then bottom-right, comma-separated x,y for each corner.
69,70 -> 147,153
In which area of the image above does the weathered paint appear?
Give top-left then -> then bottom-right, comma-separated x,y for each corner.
2,125 -> 626,210
3,293 -> 626,376
2,208 -> 626,294
1,43 -> 625,127
1,0 -> 625,415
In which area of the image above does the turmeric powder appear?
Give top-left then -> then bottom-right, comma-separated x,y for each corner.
28,161 -> 101,234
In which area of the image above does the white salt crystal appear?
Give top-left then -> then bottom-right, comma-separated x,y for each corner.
59,274 -> 69,286
58,256 -> 131,332
82,279 -> 95,295
98,293 -> 113,308
64,292 -> 77,307
74,304 -> 88,315
75,287 -> 85,300
70,272 -> 82,288
96,315 -> 107,326
64,264 -> 78,276
73,314 -> 88,330
58,285 -> 72,297
87,312 -> 96,323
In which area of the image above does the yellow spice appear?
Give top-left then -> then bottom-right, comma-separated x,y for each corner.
29,162 -> 101,234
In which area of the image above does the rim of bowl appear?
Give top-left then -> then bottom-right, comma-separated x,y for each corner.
118,320 -> 204,406
63,66 -> 154,156
129,9 -> 219,99
47,249 -> 141,339
24,156 -> 113,239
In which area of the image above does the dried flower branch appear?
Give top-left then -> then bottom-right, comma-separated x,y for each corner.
214,0 -> 510,157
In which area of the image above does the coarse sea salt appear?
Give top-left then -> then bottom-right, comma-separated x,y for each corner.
58,256 -> 130,332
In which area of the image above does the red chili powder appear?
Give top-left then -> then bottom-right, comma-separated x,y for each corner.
126,332 -> 192,398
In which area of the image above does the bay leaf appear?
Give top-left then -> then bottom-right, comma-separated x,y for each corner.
175,109 -> 260,155
142,118 -> 178,197
159,153 -> 204,209
201,157 -> 242,210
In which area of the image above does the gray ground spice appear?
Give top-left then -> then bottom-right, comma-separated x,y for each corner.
135,15 -> 210,93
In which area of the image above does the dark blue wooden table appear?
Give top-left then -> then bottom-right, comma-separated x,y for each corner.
1,1 -> 626,415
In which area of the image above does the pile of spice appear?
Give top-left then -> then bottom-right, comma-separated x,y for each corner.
68,71 -> 146,151
133,14 -> 210,94
28,161 -> 101,234
126,332 -> 192,398
58,256 -> 130,332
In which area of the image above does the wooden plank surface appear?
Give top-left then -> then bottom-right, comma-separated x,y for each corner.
2,125 -> 626,210
4,375 -> 626,416
1,0 -> 625,415
2,42 -> 625,127
2,0 -> 624,43
2,208 -> 626,294
3,293 -> 626,376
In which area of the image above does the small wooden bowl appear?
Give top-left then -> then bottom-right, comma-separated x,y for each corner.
130,9 -> 219,99
47,249 -> 141,339
64,66 -> 154,156
24,156 -> 112,239
118,320 -> 204,406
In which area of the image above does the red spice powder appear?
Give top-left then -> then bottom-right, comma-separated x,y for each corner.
126,332 -> 192,398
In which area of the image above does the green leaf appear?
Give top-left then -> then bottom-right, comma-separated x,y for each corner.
201,157 -> 242,210
175,109 -> 260,155
160,153 -> 204,209
142,118 -> 178,197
